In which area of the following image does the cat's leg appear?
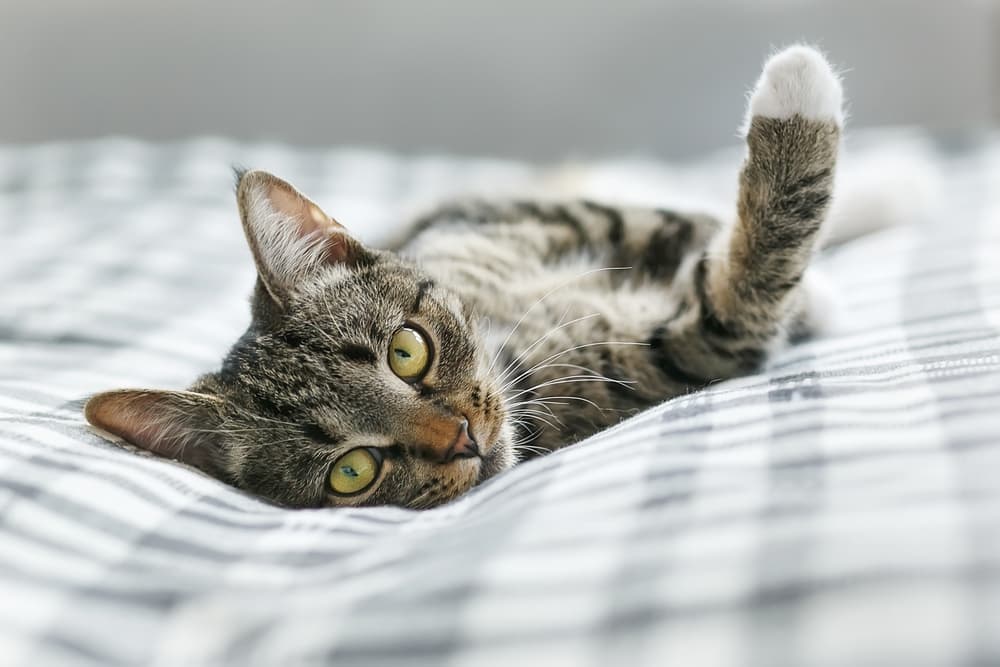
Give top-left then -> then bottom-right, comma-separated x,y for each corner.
649,45 -> 843,383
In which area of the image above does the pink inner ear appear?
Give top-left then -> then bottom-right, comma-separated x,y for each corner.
267,183 -> 344,236
86,391 -> 189,460
84,390 -> 223,472
266,183 -> 354,265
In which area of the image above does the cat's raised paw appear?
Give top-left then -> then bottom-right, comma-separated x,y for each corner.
747,45 -> 844,128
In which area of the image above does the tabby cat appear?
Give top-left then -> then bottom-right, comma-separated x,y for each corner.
86,45 -> 845,509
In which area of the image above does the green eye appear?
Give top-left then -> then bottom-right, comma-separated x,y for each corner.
329,448 -> 381,495
389,325 -> 431,381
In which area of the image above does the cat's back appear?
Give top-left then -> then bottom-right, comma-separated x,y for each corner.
397,197 -> 718,308
397,199 -> 621,318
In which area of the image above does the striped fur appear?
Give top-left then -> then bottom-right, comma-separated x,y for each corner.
402,47 -> 842,456
86,45 -> 845,508
3,125 -> 1000,666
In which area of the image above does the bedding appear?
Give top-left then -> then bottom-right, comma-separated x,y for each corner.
0,131 -> 998,666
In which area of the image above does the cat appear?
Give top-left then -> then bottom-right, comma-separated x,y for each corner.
85,45 -> 844,509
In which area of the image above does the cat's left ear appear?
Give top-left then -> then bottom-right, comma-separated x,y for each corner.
84,389 -> 228,476
235,169 -> 366,309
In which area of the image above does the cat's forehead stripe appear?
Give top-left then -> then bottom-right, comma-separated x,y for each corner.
412,279 -> 435,313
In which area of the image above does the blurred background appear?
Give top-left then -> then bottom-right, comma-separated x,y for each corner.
1,0 -> 997,160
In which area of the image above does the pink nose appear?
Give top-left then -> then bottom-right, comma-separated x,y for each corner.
445,419 -> 480,462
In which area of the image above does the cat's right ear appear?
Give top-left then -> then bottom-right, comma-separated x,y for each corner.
235,169 -> 365,309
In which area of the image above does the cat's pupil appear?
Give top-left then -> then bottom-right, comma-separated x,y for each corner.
340,465 -> 358,478
395,349 -> 411,359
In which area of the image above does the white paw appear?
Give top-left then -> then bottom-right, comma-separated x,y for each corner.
746,45 -> 844,128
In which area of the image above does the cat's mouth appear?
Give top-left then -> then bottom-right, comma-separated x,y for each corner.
473,424 -> 513,485
440,438 -> 509,500
476,446 -> 507,484
411,412 -> 512,506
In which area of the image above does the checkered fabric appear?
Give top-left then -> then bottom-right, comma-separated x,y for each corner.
1,133 -> 998,666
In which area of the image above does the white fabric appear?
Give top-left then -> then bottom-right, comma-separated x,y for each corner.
1,132 -> 998,666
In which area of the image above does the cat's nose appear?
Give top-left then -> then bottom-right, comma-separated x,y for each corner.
445,419 -> 480,462
410,413 -> 482,464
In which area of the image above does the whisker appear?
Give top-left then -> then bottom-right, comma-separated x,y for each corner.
500,361 -> 614,394
493,306 -> 587,384
512,393 -> 607,412
509,409 -> 561,431
509,401 -> 561,421
407,487 -> 437,510
505,374 -> 636,404
507,399 -> 569,411
499,341 -> 646,397
494,313 -> 602,387
509,402 -> 560,421
513,444 -> 550,457
485,266 -> 630,376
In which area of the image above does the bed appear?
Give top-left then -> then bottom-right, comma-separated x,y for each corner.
1,130 -> 998,666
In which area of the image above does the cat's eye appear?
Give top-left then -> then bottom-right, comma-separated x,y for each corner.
388,325 -> 431,382
329,447 -> 382,496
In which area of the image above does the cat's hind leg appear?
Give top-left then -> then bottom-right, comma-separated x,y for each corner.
651,45 -> 844,382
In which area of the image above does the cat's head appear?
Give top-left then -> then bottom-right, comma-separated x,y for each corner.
85,170 -> 516,509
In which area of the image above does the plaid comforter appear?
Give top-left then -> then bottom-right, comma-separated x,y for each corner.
1,133 -> 998,666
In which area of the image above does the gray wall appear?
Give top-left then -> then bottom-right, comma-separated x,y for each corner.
1,0 -> 996,160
